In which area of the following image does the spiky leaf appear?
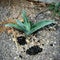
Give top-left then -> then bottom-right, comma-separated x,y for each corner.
22,10 -> 31,31
15,19 -> 28,32
22,10 -> 28,24
15,19 -> 25,28
5,23 -> 21,30
5,23 -> 26,32
26,20 -> 56,35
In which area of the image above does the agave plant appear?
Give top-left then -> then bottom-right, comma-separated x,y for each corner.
5,10 -> 56,35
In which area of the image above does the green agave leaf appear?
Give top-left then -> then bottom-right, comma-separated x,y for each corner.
22,10 -> 28,24
22,10 -> 31,31
5,23 -> 22,30
5,23 -> 26,32
26,20 -> 56,35
15,19 -> 28,32
15,19 -> 25,28
25,22 -> 31,32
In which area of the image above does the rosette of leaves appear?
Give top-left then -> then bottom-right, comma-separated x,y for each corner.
5,10 -> 56,35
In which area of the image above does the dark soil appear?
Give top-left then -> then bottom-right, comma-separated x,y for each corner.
17,36 -> 27,45
26,46 -> 43,55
